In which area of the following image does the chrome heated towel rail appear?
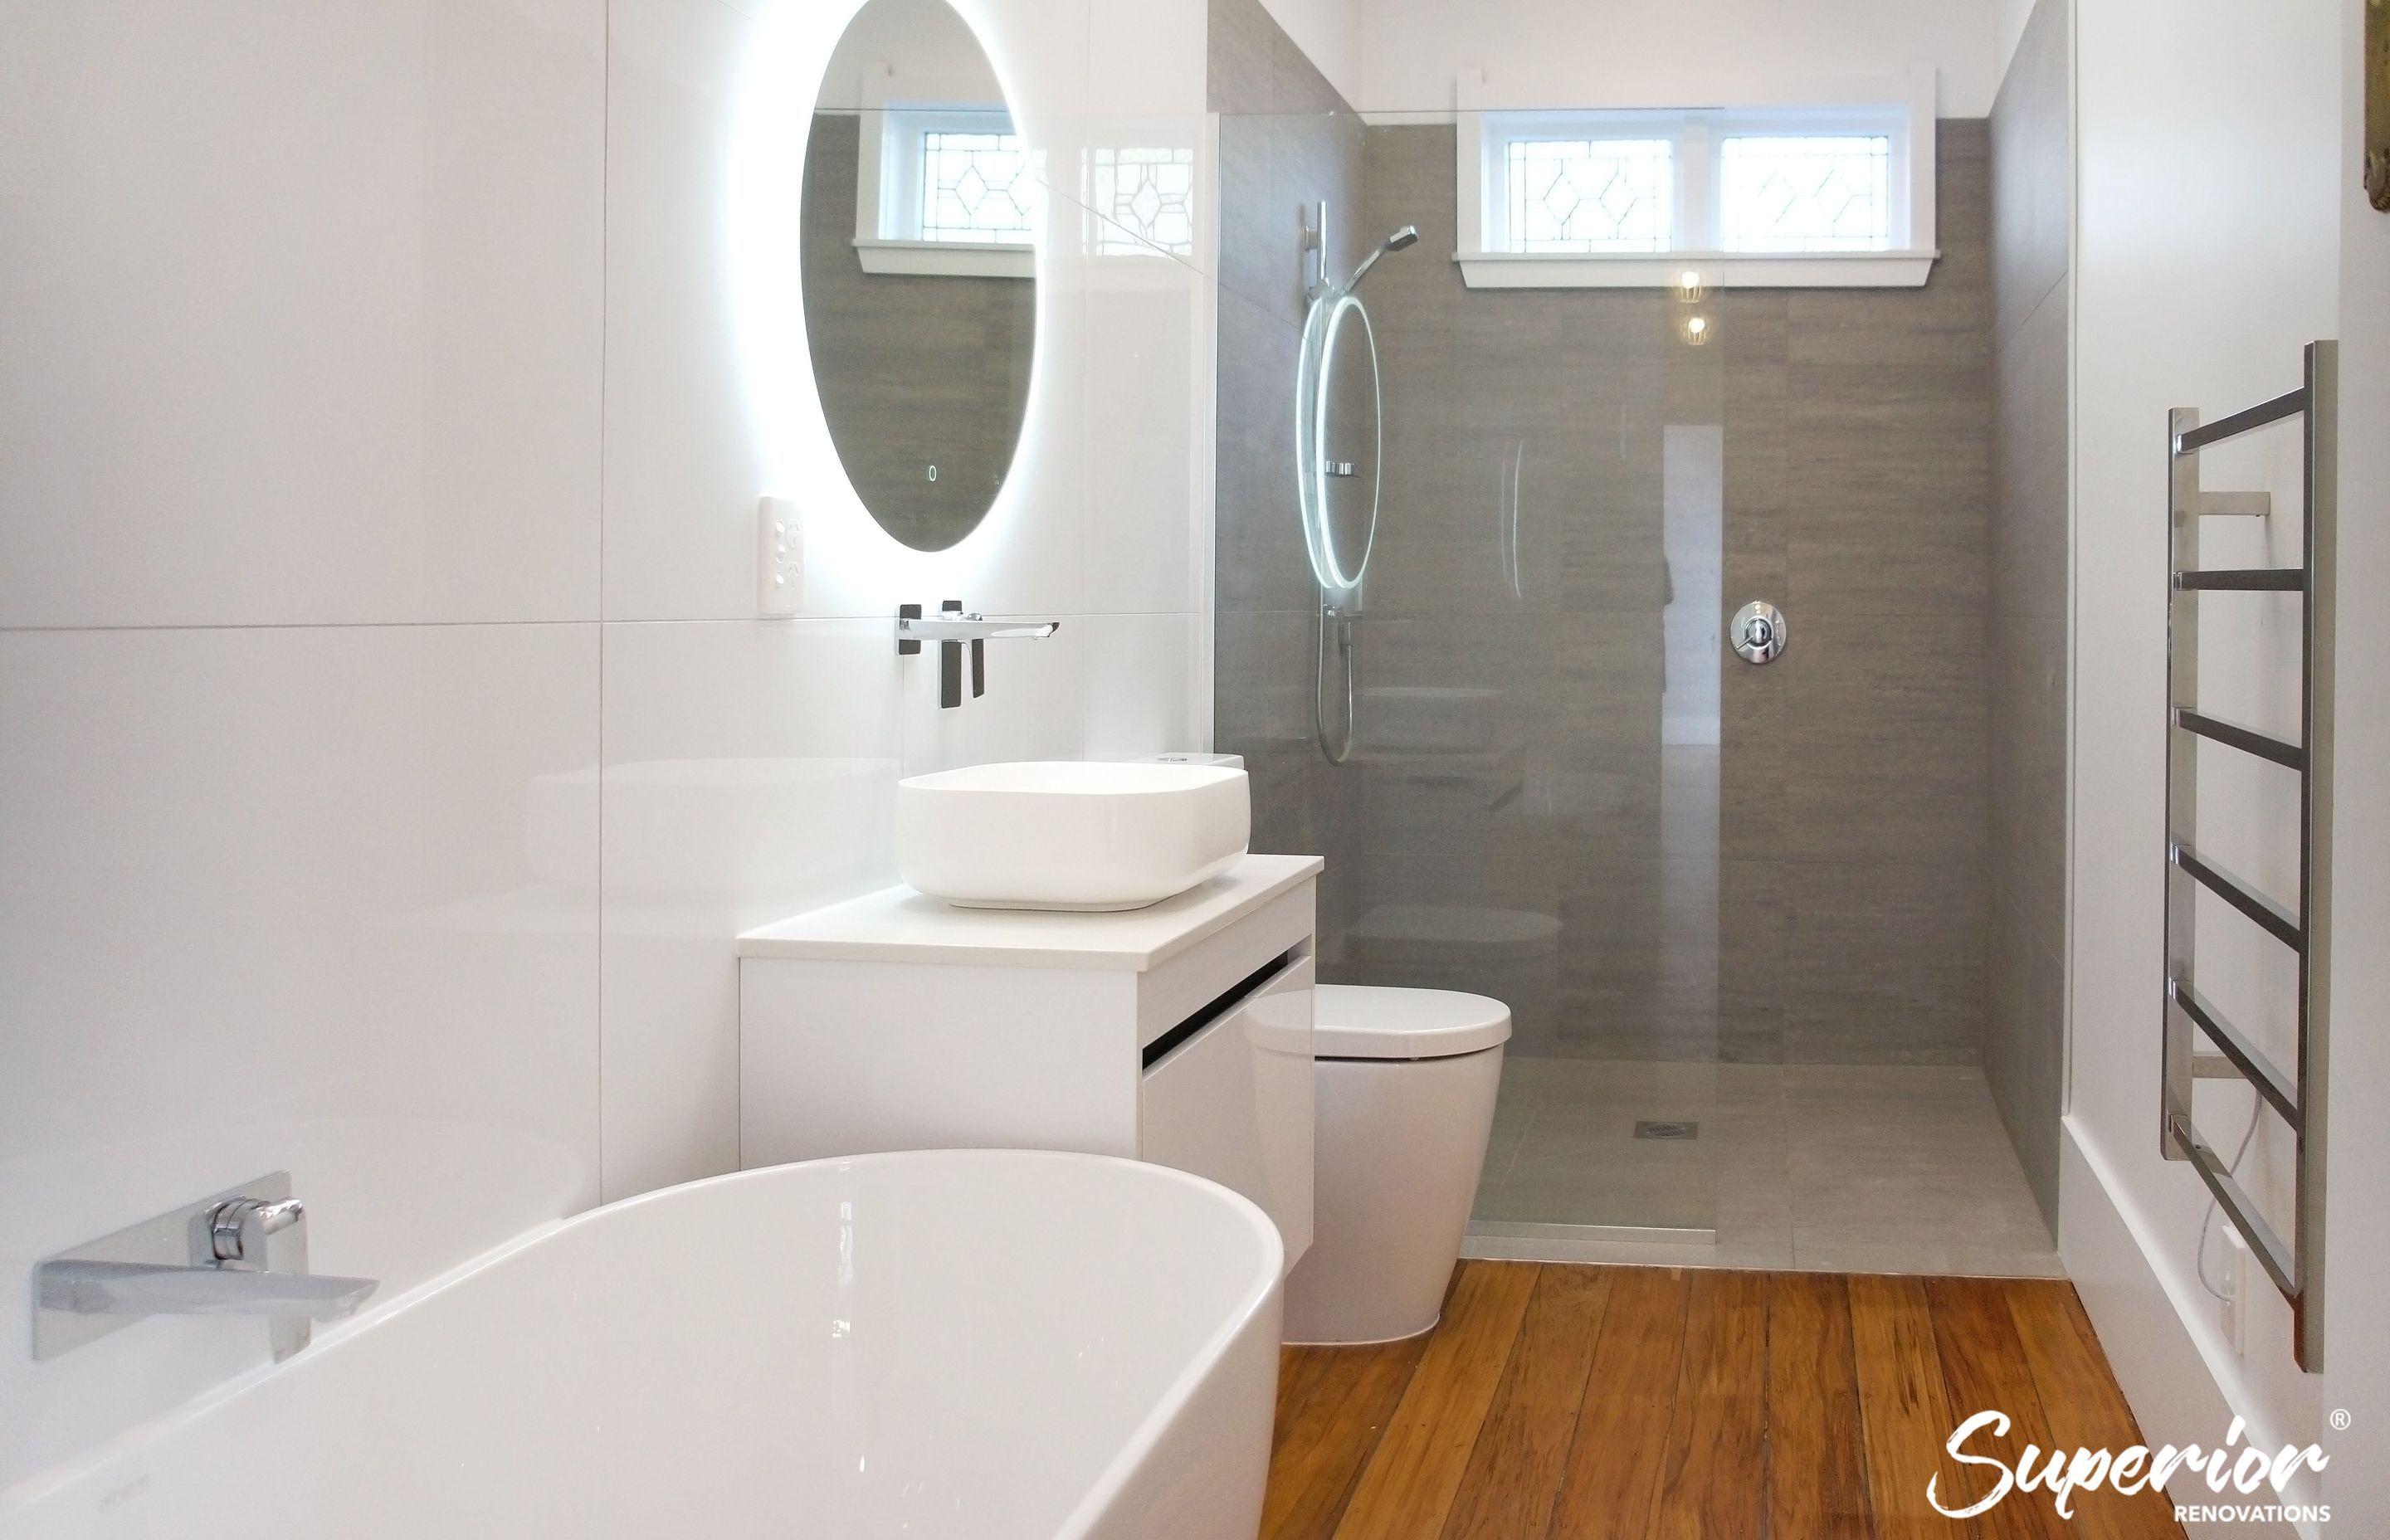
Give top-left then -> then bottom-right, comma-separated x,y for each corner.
2162,340 -> 2336,1372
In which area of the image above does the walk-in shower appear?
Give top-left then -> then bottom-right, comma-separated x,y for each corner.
1296,207 -> 1416,763
1213,93 -> 2054,1273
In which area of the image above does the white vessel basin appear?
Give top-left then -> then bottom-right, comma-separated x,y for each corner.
896,761 -> 1251,911
2,1151 -> 1285,1540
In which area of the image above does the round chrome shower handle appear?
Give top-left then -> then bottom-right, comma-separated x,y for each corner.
1731,601 -> 1787,664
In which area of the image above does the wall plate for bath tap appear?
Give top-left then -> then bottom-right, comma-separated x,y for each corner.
32,1172 -> 295,1360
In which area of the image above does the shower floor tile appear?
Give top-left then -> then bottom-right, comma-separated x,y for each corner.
1466,1058 -> 2062,1277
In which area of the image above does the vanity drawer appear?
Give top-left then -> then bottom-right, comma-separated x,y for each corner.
1139,953 -> 1314,1273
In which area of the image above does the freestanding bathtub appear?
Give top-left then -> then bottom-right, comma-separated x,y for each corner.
2,1150 -> 1285,1539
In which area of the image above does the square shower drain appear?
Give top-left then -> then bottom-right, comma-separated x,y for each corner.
1633,1120 -> 1700,1141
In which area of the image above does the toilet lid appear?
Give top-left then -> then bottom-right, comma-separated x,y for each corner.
1313,983 -> 1513,1060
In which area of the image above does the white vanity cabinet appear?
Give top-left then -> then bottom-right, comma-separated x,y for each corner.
737,855 -> 1320,1271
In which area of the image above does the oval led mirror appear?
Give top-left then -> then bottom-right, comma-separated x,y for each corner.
803,0 -> 1035,552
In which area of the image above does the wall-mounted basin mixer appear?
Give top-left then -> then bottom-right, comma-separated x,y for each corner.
896,602 -> 1062,708
32,1172 -> 378,1362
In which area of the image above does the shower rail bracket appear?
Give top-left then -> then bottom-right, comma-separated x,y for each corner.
2160,339 -> 2335,1373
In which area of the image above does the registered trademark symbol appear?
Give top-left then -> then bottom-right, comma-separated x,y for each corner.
2330,1408 -> 2353,1431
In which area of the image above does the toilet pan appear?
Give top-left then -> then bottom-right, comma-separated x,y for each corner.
1282,984 -> 1511,1345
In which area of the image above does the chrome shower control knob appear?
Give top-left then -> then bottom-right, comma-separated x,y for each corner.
1731,601 -> 1787,664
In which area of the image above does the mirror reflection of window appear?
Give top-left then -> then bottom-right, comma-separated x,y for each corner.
919,128 -> 1033,241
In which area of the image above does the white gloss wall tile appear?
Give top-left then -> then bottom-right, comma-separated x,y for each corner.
1083,0 -> 1207,119
0,0 -> 605,628
1078,265 -> 1213,615
958,0 -> 1092,126
598,619 -> 903,1199
1077,612 -> 1204,760
602,0 -> 771,623
0,623 -> 601,1492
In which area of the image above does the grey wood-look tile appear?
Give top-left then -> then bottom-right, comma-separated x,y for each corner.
1212,113 -> 1287,322
1272,20 -> 1349,115
1780,859 -> 1986,1063
1783,1065 -> 2050,1256
1988,612 -> 2067,934
1991,285 -> 2069,621
1213,289 -> 1313,613
1715,857 -> 1789,1060
1784,758 -> 1988,868
1984,901 -> 2065,1230
1990,0 -> 2070,348
1786,608 -> 1990,741
1204,0 -> 1276,114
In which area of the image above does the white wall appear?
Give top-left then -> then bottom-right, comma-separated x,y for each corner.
1349,0 -> 2001,116
2067,0 -> 2369,1525
2319,0 -> 2390,1521
0,0 -> 1211,1499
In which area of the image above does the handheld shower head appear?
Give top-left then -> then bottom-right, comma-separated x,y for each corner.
1346,224 -> 1421,292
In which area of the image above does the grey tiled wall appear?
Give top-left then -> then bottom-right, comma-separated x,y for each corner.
1985,0 -> 2071,1229
1709,124 -> 1996,1066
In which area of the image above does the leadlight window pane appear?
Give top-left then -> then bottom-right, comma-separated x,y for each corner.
1718,135 -> 1891,251
920,131 -> 1036,243
1090,146 -> 1196,256
1505,138 -> 1673,253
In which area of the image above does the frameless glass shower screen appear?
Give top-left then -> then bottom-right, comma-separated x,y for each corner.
1212,110 -> 1732,1236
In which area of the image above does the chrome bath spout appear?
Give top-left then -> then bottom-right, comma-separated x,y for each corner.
32,1174 -> 379,1362
37,1260 -> 377,1320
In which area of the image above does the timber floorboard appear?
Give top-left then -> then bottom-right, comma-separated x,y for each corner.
1265,1264 -> 2184,1540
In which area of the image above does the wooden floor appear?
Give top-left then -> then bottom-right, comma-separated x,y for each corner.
1266,1263 -> 2185,1540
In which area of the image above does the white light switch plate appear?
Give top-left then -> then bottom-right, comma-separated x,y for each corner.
758,497 -> 803,616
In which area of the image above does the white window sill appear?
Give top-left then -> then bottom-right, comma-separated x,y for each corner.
854,239 -> 1032,279
1455,249 -> 1939,290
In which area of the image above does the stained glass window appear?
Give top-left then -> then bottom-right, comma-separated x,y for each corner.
919,131 -> 1036,243
1090,147 -> 1196,256
1718,135 -> 1892,251
1505,138 -> 1673,253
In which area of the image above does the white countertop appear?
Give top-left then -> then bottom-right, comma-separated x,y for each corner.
737,853 -> 1324,971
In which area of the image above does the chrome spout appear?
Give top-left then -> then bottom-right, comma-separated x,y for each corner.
895,603 -> 1062,708
32,1172 -> 378,1362
36,1260 -> 378,1320
894,612 -> 1062,643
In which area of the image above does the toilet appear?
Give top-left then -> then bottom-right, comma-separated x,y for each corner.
1282,984 -> 1512,1345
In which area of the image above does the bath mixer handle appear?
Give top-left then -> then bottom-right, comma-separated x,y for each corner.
212,1195 -> 304,1266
